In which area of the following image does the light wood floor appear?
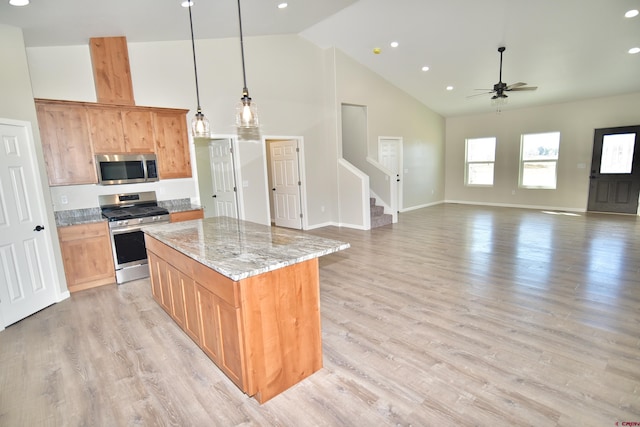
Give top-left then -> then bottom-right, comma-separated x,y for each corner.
1,204 -> 639,426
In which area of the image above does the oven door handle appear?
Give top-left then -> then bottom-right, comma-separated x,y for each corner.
111,225 -> 144,235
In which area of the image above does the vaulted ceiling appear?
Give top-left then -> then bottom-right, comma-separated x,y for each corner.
2,0 -> 639,117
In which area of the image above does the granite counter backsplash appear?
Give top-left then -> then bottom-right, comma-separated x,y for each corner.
55,199 -> 201,227
55,208 -> 104,227
159,198 -> 202,213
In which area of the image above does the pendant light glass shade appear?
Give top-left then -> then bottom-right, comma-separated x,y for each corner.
235,88 -> 259,128
235,0 -> 259,130
192,108 -> 210,137
186,2 -> 211,138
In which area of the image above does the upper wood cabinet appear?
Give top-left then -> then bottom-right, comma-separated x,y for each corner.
36,101 -> 97,186
122,109 -> 155,153
36,99 -> 190,185
89,37 -> 135,105
87,106 -> 126,153
153,110 -> 192,179
88,106 -> 154,154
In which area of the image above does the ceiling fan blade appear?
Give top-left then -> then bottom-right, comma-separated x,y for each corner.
508,86 -> 538,91
466,91 -> 494,98
506,82 -> 526,89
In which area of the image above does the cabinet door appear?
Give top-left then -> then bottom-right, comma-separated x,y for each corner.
122,109 -> 155,153
57,222 -> 115,292
167,264 -> 186,329
87,106 -> 126,153
216,297 -> 244,387
36,102 -> 97,186
182,276 -> 201,344
196,283 -> 244,389
147,251 -> 163,304
197,284 -> 220,363
153,111 -> 191,179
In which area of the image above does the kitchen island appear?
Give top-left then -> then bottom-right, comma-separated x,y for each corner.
143,217 -> 349,403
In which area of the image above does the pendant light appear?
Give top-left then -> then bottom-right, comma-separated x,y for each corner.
235,0 -> 259,129
185,1 -> 211,138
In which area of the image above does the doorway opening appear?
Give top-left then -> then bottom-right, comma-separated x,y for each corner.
264,137 -> 306,229
587,125 -> 640,214
194,137 -> 241,219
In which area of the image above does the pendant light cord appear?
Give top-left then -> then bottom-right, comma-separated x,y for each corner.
188,5 -> 202,110
237,0 -> 248,91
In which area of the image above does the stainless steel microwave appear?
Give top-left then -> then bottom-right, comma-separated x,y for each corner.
95,153 -> 159,185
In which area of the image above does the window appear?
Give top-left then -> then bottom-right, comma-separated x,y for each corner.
600,133 -> 635,174
465,137 -> 496,186
520,132 -> 560,189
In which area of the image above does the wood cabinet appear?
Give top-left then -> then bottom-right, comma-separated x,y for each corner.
122,109 -> 155,153
57,222 -> 115,292
36,101 -> 97,186
169,209 -> 204,223
88,106 -> 155,154
145,234 -> 323,404
36,99 -> 189,186
153,110 -> 192,179
87,106 -> 125,153
89,36 -> 135,106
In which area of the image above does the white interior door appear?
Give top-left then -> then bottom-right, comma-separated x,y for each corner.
270,140 -> 302,229
210,139 -> 238,218
0,120 -> 59,328
379,137 -> 403,212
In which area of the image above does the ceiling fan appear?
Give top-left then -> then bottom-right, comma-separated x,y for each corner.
471,46 -> 537,100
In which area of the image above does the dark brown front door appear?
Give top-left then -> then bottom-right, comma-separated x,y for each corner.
587,125 -> 640,214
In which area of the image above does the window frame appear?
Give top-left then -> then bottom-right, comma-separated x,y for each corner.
518,131 -> 561,189
465,136 -> 497,187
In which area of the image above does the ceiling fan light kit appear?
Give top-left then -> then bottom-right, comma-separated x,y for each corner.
470,46 -> 538,110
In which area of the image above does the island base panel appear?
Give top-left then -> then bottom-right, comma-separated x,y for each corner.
241,258 -> 322,403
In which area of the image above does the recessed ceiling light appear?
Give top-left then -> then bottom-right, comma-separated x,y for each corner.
625,9 -> 639,18
181,0 -> 193,7
390,41 -> 399,48
278,2 -> 288,9
446,86 -> 454,91
629,47 -> 640,54
421,66 -> 430,72
9,0 -> 29,5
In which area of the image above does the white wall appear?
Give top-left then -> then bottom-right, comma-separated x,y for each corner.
445,93 -> 640,211
334,49 -> 446,211
26,35 -> 340,227
0,24 -> 67,295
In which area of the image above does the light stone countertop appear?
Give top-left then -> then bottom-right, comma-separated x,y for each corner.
143,216 -> 350,281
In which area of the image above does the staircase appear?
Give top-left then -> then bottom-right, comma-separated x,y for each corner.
370,197 -> 393,229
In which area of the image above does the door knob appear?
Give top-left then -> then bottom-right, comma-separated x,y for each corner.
34,225 -> 45,232
212,194 -> 217,198
272,188 -> 276,191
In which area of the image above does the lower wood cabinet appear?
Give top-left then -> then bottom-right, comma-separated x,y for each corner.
57,222 -> 115,292
169,209 -> 204,223
145,235 -> 322,404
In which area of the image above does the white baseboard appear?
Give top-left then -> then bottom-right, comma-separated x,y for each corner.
443,199 -> 586,213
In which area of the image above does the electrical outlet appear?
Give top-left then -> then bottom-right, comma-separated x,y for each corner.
61,195 -> 68,204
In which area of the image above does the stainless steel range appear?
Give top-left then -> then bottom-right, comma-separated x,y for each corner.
99,191 -> 169,284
